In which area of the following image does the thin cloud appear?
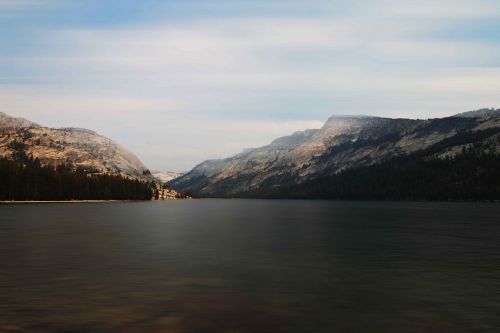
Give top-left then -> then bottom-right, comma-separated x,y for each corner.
1,1 -> 500,170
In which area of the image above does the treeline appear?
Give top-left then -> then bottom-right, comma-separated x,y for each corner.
265,152 -> 500,201
0,152 -> 154,201
250,132 -> 500,201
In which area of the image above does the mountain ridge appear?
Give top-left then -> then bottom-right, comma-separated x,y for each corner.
0,112 -> 152,181
0,112 -> 188,200
169,109 -> 500,198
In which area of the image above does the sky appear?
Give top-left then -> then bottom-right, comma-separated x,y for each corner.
1,0 -> 500,171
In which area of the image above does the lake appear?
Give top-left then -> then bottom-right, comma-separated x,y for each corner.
0,200 -> 499,332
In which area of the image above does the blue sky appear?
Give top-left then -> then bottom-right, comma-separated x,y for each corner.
1,0 -> 500,171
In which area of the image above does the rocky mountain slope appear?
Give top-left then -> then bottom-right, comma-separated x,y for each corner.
169,109 -> 500,197
0,112 -> 153,182
151,170 -> 183,183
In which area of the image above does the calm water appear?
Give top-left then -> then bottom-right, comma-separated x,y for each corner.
0,200 -> 499,333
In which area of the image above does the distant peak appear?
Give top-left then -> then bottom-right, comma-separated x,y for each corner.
270,128 -> 319,147
322,114 -> 381,130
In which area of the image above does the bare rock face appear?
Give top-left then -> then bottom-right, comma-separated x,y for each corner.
170,109 -> 500,197
152,170 -> 183,183
0,112 -> 153,182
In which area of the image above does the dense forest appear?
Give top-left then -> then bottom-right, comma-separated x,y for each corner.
263,150 -> 500,201
0,142 -> 154,201
244,130 -> 500,201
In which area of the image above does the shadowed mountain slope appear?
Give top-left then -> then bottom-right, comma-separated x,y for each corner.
169,109 -> 500,198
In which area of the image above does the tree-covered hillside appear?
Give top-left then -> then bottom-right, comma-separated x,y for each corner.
0,142 -> 154,201
170,110 -> 500,198
246,129 -> 500,201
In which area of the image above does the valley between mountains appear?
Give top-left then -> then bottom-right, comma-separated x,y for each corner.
0,112 -> 182,200
2,109 -> 500,201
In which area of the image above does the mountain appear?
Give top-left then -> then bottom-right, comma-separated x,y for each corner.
0,112 -> 153,182
152,170 -> 183,183
169,109 -> 500,199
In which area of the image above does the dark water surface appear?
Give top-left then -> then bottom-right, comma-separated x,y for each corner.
0,200 -> 499,333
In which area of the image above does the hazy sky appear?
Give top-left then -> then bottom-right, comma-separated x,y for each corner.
1,0 -> 500,171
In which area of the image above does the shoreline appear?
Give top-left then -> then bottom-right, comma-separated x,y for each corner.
0,200 -> 137,204
0,198 -> 189,204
